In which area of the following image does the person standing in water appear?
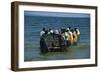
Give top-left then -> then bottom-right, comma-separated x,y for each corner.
76,28 -> 80,42
66,27 -> 73,46
65,30 -> 71,48
70,29 -> 74,45
73,28 -> 80,45
40,28 -> 46,37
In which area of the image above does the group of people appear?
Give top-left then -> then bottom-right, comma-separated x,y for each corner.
61,27 -> 80,48
40,27 -> 80,49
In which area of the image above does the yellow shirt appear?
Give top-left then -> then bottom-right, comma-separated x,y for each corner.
65,32 -> 71,41
73,31 -> 78,42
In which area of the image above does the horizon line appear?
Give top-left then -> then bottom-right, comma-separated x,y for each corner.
24,11 -> 90,18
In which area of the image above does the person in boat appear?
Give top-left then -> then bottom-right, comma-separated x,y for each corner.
40,28 -> 46,37
73,28 -> 79,45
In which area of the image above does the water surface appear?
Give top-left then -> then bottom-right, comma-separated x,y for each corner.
24,11 -> 90,61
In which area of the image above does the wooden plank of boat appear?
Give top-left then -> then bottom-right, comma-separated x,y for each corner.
48,47 -> 60,49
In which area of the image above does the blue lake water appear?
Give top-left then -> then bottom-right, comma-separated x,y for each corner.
24,15 -> 90,61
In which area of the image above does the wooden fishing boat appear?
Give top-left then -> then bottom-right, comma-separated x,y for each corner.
40,34 -> 66,54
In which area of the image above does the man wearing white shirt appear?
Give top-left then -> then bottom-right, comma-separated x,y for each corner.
40,28 -> 45,37
76,28 -> 80,35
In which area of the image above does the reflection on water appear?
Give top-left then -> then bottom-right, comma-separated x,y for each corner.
24,43 -> 90,61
